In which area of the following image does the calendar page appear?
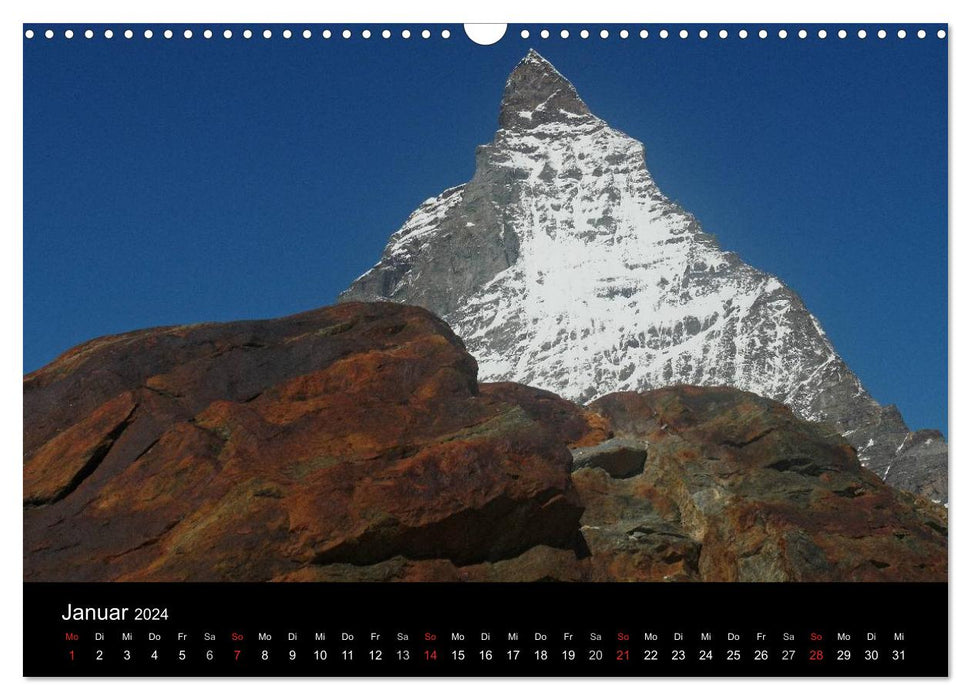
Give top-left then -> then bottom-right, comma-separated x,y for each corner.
22,21 -> 948,677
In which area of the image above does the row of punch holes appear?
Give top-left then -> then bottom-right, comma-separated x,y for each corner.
24,26 -> 948,41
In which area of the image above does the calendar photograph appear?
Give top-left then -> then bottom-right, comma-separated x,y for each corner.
22,21 -> 948,677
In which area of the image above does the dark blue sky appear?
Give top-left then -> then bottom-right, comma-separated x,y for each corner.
23,24 -> 947,434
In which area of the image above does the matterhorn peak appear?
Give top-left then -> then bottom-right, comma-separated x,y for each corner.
341,50 -> 948,503
499,49 -> 591,130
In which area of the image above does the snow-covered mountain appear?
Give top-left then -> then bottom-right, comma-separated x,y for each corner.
341,50 -> 946,503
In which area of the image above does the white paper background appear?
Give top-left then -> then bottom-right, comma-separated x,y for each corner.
3,0 -> 964,697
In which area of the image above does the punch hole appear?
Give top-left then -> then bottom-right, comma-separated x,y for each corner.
620,29 -> 629,39
463,24 -> 507,46
25,29 -> 34,39
283,29 -> 292,39
65,29 -> 74,39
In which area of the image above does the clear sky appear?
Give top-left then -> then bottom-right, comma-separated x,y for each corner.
23,24 -> 947,434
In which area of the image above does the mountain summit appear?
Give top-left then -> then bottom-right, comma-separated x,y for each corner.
340,51 -> 947,502
498,49 -> 591,130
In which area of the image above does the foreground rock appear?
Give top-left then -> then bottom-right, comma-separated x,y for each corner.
579,388 -> 947,582
24,303 -> 946,582
268,387 -> 948,583
24,303 -> 584,581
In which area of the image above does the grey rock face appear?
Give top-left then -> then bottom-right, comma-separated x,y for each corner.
570,438 -> 647,479
879,428 -> 948,501
341,50 -> 947,503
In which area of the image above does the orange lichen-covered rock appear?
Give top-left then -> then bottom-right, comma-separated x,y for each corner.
24,303 -> 582,581
24,305 -> 946,583
582,386 -> 947,582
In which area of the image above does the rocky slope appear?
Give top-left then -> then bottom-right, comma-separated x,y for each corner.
340,50 -> 947,503
24,302 -> 946,582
